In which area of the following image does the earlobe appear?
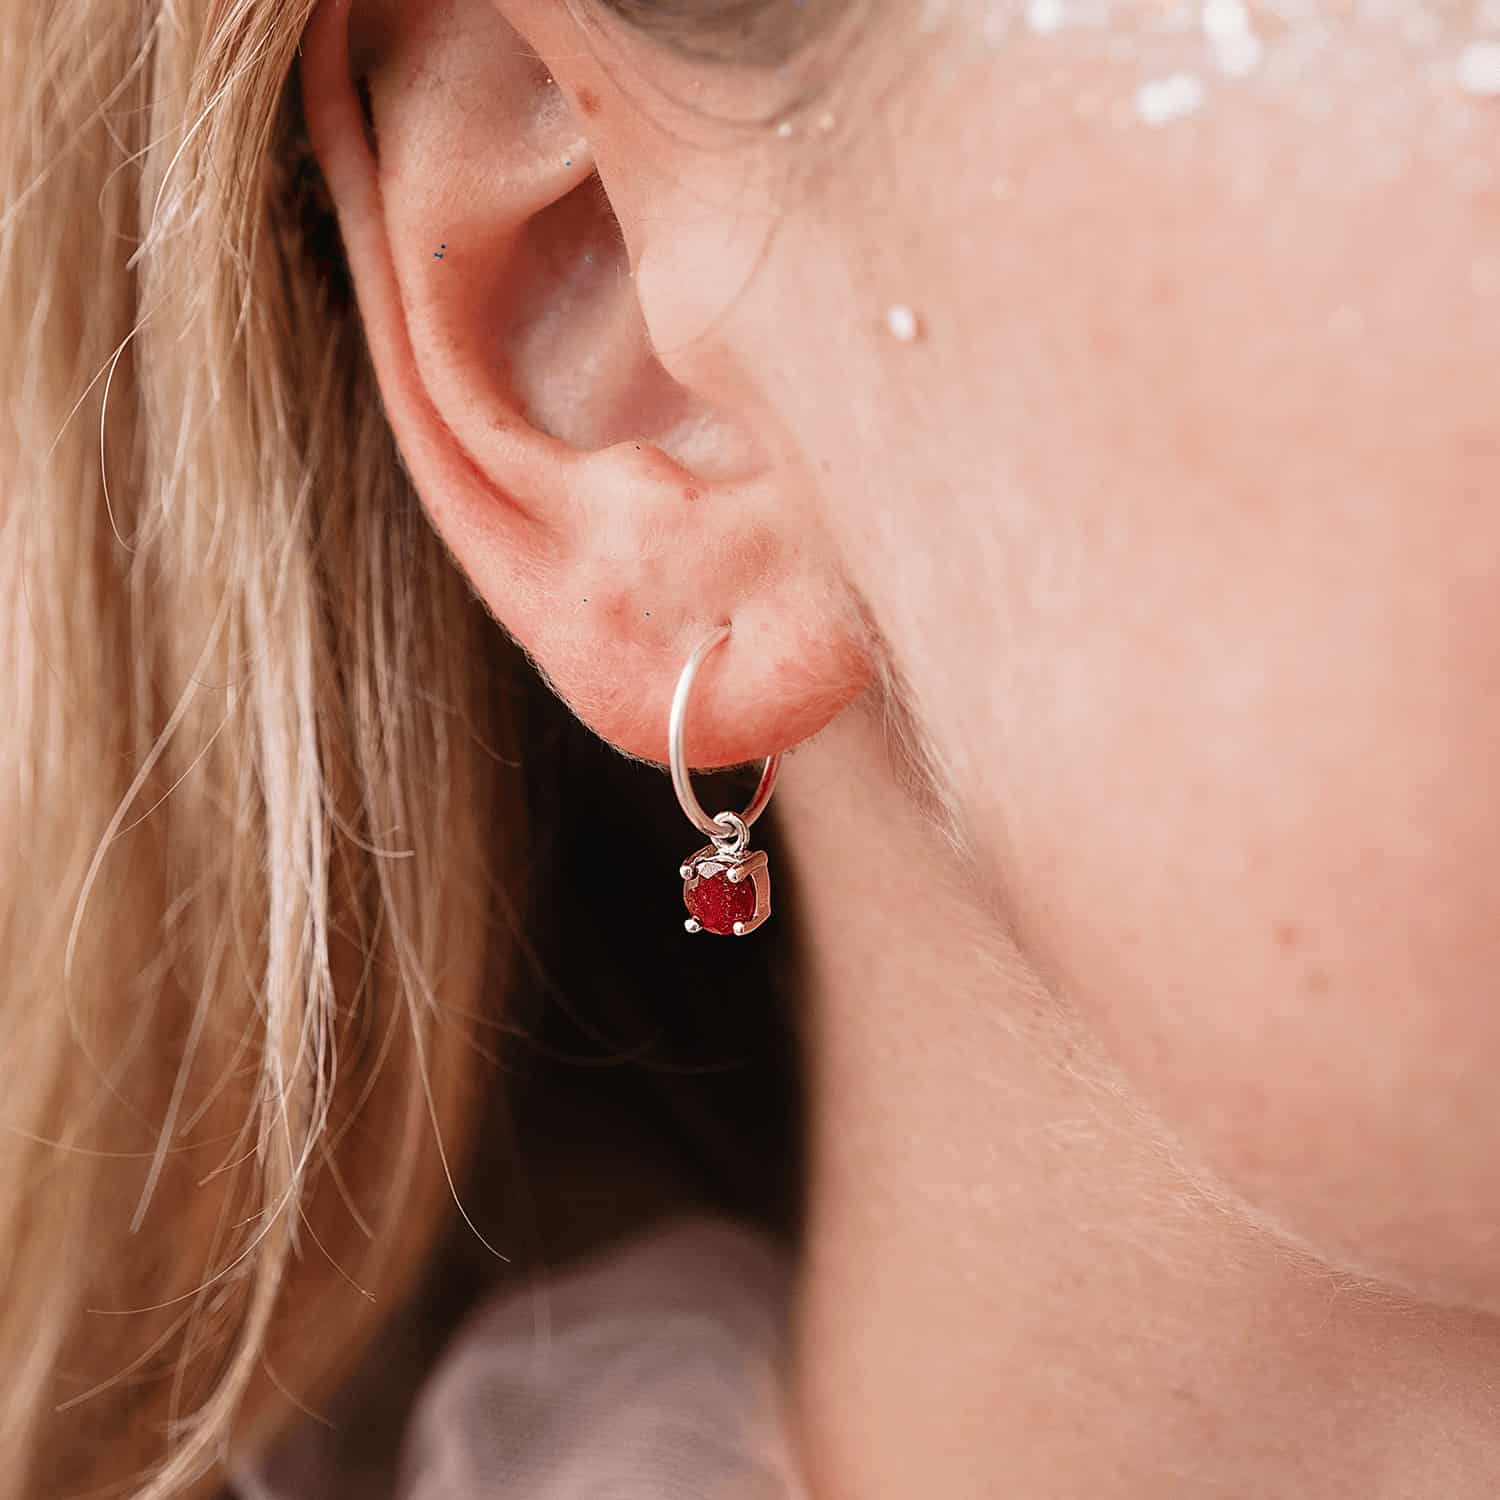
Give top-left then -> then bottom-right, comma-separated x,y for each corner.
300,0 -> 873,767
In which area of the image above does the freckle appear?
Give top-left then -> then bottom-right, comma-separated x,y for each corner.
1307,969 -> 1331,994
577,86 -> 601,117
1275,922 -> 1301,949
1089,318 -> 1120,358
684,486 -> 700,502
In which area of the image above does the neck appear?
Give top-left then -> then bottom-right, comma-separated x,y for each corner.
774,696 -> 1500,1500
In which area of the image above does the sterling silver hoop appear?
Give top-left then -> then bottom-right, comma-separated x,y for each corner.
669,624 -> 780,936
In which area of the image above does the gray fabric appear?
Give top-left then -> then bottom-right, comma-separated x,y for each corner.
234,1215 -> 804,1500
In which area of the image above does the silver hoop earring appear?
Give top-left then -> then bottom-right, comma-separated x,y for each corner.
670,624 -> 781,936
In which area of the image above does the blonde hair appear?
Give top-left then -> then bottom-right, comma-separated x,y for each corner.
0,4 -> 523,1494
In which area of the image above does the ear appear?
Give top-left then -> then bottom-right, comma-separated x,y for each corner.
299,0 -> 872,768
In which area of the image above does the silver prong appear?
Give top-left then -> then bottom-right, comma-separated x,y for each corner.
679,863 -> 695,879
732,920 -> 746,936
684,918 -> 702,934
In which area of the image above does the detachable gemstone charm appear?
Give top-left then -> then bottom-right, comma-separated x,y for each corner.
679,844 -> 771,936
667,625 -> 782,940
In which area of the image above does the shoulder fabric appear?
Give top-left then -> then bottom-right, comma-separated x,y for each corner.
234,1214 -> 804,1500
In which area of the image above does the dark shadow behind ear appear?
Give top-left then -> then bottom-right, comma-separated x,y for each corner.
256,663 -> 810,1489
301,0 -> 873,770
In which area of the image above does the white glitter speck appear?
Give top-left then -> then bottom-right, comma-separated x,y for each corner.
1135,72 -> 1207,125
1026,0 -> 1067,31
1201,0 -> 1262,76
1202,0 -> 1250,39
1023,0 -> 1114,29
886,304 -> 921,342
775,119 -> 795,138
1213,31 -> 1264,75
1457,40 -> 1500,95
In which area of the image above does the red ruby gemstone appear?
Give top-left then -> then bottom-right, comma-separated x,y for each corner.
684,866 -> 757,935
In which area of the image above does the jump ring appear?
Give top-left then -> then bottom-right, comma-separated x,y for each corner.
711,811 -> 750,856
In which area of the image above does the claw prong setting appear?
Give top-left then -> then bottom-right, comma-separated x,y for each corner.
679,842 -> 771,936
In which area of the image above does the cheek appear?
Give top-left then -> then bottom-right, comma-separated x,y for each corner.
1002,542 -> 1500,1310
1005,186 -> 1500,1305
793,38 -> 1500,1305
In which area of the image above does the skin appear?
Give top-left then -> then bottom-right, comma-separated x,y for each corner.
302,0 -> 1500,1493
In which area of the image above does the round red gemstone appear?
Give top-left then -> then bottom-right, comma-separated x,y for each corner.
683,866 -> 757,935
